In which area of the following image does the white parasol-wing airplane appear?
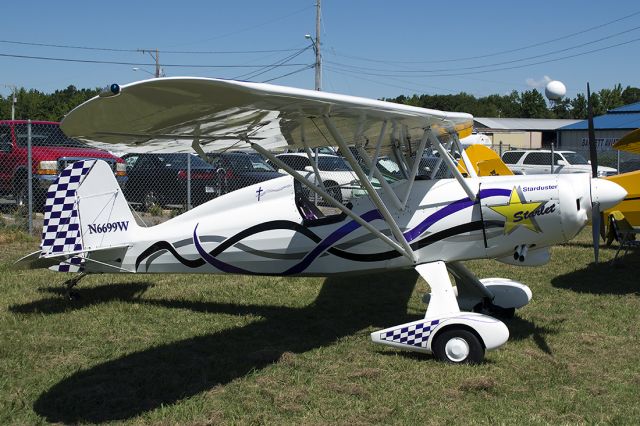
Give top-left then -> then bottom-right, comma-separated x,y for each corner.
16,77 -> 626,364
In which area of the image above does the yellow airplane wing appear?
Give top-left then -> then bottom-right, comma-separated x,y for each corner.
457,144 -> 514,176
602,128 -> 640,240
612,128 -> 640,154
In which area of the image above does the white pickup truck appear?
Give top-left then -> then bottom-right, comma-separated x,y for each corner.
501,150 -> 617,177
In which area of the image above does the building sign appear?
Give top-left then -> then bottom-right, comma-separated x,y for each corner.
580,137 -> 619,151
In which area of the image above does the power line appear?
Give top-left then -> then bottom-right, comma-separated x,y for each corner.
262,64 -> 315,83
0,39 -> 306,55
0,52 -> 309,69
325,36 -> 640,78
330,9 -> 640,65
326,24 -> 640,75
324,65 -> 459,94
233,46 -> 312,80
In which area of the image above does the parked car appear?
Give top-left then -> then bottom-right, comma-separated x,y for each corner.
274,153 -> 359,203
207,151 -> 284,194
501,150 -> 617,177
122,153 -> 217,210
0,120 -> 126,211
340,146 -> 404,182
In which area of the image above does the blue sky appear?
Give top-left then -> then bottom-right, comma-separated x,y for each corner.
1,1 -> 639,103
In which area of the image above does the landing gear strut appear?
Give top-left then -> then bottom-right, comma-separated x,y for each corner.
63,272 -> 88,300
371,261 -> 510,364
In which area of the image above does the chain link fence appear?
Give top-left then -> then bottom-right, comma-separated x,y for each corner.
2,120 -> 639,233
499,144 -> 640,176
1,120 -> 383,231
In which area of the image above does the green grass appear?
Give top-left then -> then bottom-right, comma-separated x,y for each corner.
0,229 -> 639,424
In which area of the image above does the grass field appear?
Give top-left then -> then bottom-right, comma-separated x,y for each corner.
0,228 -> 639,424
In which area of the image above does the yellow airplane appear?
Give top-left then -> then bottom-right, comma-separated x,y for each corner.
603,130 -> 640,244
457,144 -> 513,177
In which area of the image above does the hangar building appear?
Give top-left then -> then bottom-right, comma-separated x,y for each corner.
473,117 -> 581,150
557,102 -> 640,152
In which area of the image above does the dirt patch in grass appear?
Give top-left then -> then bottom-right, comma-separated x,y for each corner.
458,376 -> 497,393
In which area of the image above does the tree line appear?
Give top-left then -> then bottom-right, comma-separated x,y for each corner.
0,86 -> 100,122
387,84 -> 640,119
1,83 -> 639,122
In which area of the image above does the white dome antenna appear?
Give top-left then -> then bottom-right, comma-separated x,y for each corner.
545,80 -> 566,101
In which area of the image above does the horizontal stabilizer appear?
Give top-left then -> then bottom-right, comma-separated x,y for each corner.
13,251 -> 63,270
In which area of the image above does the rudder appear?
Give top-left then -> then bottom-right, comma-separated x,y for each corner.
41,159 -> 137,272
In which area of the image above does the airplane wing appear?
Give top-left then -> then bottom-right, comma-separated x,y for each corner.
457,144 -> 514,177
612,128 -> 640,154
61,77 -> 473,153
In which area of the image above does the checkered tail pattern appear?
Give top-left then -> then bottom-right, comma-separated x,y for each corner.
40,160 -> 96,272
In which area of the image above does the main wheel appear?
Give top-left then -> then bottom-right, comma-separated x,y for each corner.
432,328 -> 484,364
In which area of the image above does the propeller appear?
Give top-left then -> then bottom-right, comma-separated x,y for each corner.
587,83 -> 601,263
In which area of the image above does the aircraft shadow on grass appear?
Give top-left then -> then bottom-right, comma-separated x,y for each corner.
10,283 -> 154,314
10,270 -> 550,423
551,250 -> 640,295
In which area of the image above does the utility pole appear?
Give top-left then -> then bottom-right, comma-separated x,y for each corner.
138,49 -> 162,78
2,84 -> 17,119
314,0 -> 322,91
305,0 -> 322,91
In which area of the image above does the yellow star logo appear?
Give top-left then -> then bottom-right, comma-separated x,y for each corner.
489,187 -> 544,234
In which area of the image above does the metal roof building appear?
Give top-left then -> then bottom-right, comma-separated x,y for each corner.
557,102 -> 640,152
473,117 -> 581,149
558,102 -> 640,131
474,117 -> 581,131
556,102 -> 640,171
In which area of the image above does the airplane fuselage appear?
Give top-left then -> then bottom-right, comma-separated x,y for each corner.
85,172 -> 597,276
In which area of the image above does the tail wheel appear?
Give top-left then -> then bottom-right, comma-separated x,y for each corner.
432,328 -> 484,364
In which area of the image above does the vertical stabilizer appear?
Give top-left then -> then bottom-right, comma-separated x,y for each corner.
40,159 -> 137,272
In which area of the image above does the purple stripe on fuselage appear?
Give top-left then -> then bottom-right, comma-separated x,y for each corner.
284,209 -> 384,274
403,188 -> 511,242
192,188 -> 511,275
194,224 -> 251,274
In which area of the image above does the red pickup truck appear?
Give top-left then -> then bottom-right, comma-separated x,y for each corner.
0,120 -> 127,210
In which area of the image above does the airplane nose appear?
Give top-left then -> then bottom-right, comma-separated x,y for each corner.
591,178 -> 627,211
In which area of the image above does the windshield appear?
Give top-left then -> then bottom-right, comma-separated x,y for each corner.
221,154 -> 277,172
15,123 -> 89,148
248,154 -> 277,171
158,154 -> 212,168
375,157 -> 402,181
317,156 -> 352,171
561,152 -> 589,165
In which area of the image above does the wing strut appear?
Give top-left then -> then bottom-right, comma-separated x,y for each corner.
355,146 -> 403,210
452,131 -> 478,179
250,142 -> 413,261
299,121 -> 328,194
190,124 -> 208,160
322,116 -> 417,263
429,130 -> 478,201
400,128 -> 429,207
368,120 -> 387,180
